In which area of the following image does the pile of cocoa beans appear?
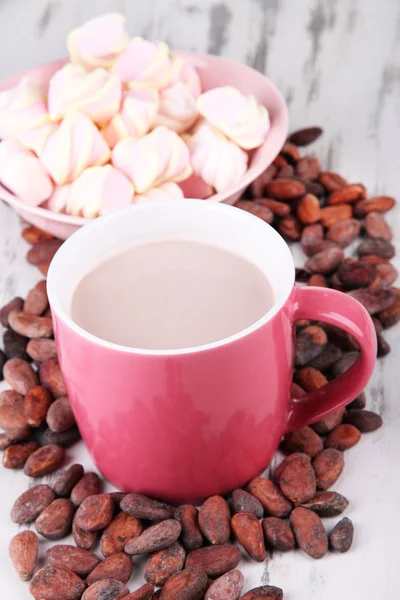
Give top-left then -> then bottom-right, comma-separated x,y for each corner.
0,125 -> 396,600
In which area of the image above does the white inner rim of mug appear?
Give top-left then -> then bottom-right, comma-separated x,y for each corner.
47,199 -> 295,356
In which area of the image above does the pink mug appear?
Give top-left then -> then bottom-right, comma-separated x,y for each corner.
47,200 -> 377,503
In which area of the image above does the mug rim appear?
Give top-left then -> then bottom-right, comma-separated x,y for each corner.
47,200 -> 295,356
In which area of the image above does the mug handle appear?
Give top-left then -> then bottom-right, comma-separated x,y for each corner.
286,285 -> 377,432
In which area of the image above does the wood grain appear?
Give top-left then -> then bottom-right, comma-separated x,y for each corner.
1,1 -> 400,598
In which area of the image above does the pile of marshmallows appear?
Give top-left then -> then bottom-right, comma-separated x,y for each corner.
0,13 -> 270,218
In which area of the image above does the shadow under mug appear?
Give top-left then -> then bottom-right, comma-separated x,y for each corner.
47,200 -> 377,503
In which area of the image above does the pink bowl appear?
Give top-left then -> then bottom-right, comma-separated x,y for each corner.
0,53 -> 289,239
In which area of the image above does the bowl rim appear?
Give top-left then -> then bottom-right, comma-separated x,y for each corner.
0,51 -> 289,225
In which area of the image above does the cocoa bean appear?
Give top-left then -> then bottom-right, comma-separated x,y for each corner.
307,274 -> 328,287
205,570 -> 244,600
22,225 -> 55,245
320,205 -> 352,227
39,357 -> 67,397
262,517 -> 295,552
121,492 -> 175,521
108,492 -> 127,508
30,566 -> 86,600
343,409 -> 383,432
295,367 -> 328,392
0,425 -> 30,449
360,254 -> 390,265
71,472 -> 102,506
326,424 -> 361,450
319,322 -> 359,351
295,267 -> 310,282
24,280 -> 49,315
75,494 -> 114,532
11,484 -> 56,524
296,194 -> 321,224
299,177 -> 325,197
144,541 -> 185,586
8,310 -> 53,338
326,218 -> 361,248
231,512 -> 266,561
72,513 -> 98,550
318,171 -> 347,192
289,506 -> 328,559
3,357 -> 39,394
283,426 -> 323,457
240,586 -> 283,600
273,155 -> 288,168
125,519 -> 181,555
159,567 -> 208,600
0,296 -> 24,327
198,496 -> 231,545
369,264 -> 398,291
27,338 -> 58,362
295,156 -> 321,180
101,511 -> 143,557
300,223 -> 323,256
24,443 -> 65,477
280,142 -> 301,162
354,195 -> 396,217
124,584 -> 154,600
327,183 -> 365,205
357,238 -> 395,259
377,331 -> 391,356
308,344 -> 343,372
311,408 -> 345,435
0,389 -> 27,430
87,552 -> 133,585
175,504 -> 203,550
329,517 -> 354,553
278,165 -> 295,179
3,328 -> 29,360
47,544 -> 101,577
247,478 -> 292,517
185,545 -> 240,578
295,325 -> 327,366
3,440 -> 39,469
36,425 -> 81,447
300,491 -> 349,517
250,166 -> 277,197
82,579 -> 130,600
288,127 -> 323,146
377,287 -> 400,327
305,247 -> 343,274
53,464 -> 84,497
231,489 -> 264,518
331,351 -> 359,376
278,214 -> 302,240
9,530 -> 39,581
257,198 -> 290,216
35,498 -> 75,540
274,452 -> 309,481
46,396 -> 75,432
277,453 -> 316,503
347,391 -> 366,410
24,385 -> 52,427
234,200 -> 274,224
265,178 -> 306,200
365,211 -> 393,241
337,261 -> 377,289
347,288 -> 396,315
26,239 -> 63,265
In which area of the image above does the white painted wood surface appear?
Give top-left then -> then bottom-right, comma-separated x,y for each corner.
1,1 -> 400,598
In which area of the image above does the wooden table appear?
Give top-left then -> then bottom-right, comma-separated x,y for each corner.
1,1 -> 399,598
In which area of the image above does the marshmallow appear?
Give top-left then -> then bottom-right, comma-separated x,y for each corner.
42,184 -> 72,213
112,37 -> 173,91
134,182 -> 184,203
186,120 -> 248,193
196,86 -> 269,150
0,78 -> 56,154
67,165 -> 134,218
167,54 -> 202,98
154,82 -> 198,134
102,89 -> 159,148
67,13 -> 128,71
48,64 -> 122,126
178,172 -> 214,199
40,113 -> 111,185
112,126 -> 192,193
0,139 -> 53,205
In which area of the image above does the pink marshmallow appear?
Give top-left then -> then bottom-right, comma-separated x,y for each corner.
67,13 -> 129,71
67,165 -> 134,218
154,82 -> 198,134
186,120 -> 248,193
0,78 -> 56,154
178,172 -> 214,199
40,113 -> 111,185
166,54 -> 202,98
133,182 -> 184,203
112,37 -> 174,91
42,184 -> 72,213
112,126 -> 192,193
0,139 -> 53,205
48,64 -> 122,126
102,89 -> 159,148
197,86 -> 270,150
